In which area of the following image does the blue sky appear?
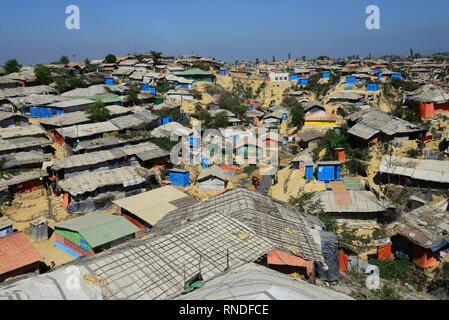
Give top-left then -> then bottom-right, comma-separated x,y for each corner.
1,0 -> 449,65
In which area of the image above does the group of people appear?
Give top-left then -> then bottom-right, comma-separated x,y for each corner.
251,174 -> 278,191
251,176 -> 261,190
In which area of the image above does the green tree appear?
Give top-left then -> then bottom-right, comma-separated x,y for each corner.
255,58 -> 259,64
59,55 -> 70,64
291,103 -> 305,127
302,56 -> 306,61
218,90 -> 241,109
231,104 -> 247,120
289,192 -> 337,232
84,58 -> 92,71
149,51 -> 162,65
280,96 -> 297,109
86,101 -> 111,122
288,52 -> 291,60
104,54 -> 117,64
272,55 -> 275,62
126,84 -> 141,106
198,109 -> 212,128
34,65 -> 53,85
211,111 -> 229,128
4,59 -> 21,74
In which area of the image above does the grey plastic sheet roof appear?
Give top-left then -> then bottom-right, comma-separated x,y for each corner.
177,263 -> 353,300
0,265 -> 102,300
52,142 -> 160,170
379,156 -> 449,183
312,190 -> 386,213
2,151 -> 50,169
0,136 -> 51,152
347,108 -> 423,138
0,169 -> 47,189
55,121 -> 119,139
57,166 -> 148,196
153,188 -> 326,264
0,124 -> 46,140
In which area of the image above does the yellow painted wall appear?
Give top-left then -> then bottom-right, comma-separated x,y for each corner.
304,121 -> 336,127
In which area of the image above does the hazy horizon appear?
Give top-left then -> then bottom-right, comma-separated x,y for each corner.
1,0 -> 449,65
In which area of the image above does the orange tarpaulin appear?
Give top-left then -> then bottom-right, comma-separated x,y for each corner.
338,250 -> 349,272
267,250 -> 313,278
62,193 -> 69,210
377,243 -> 392,260
412,244 -> 439,268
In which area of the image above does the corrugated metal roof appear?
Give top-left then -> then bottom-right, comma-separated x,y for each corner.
57,166 -> 149,196
196,165 -> 229,182
0,136 -> 51,152
0,125 -> 46,140
55,121 -> 119,139
0,219 -> 15,230
379,156 -> 449,183
347,108 -> 423,139
47,99 -> 94,109
113,186 -> 197,226
2,151 -> 50,169
347,123 -> 380,140
0,169 -> 47,189
395,205 -> 449,250
54,213 -> 139,248
313,190 -> 385,213
0,232 -> 42,275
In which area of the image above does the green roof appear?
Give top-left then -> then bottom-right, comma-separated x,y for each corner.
54,212 -> 139,248
343,179 -> 360,191
175,69 -> 212,76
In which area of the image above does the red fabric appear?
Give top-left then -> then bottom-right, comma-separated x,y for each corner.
122,213 -> 147,237
420,135 -> 433,142
62,193 -> 69,209
267,250 -> 314,278
333,190 -> 353,206
377,243 -> 392,260
338,250 -> 349,272
219,164 -> 243,172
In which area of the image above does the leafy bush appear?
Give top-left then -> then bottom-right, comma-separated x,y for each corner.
86,101 -> 111,123
370,257 -> 428,291
4,59 -> 21,74
406,149 -> 420,158
104,54 -> 117,64
150,137 -> 179,151
126,84 -> 141,106
59,55 -> 70,64
34,65 -> 53,85
289,192 -> 337,232
211,111 -> 229,128
371,284 -> 403,300
344,159 -> 368,177
243,165 -> 257,175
